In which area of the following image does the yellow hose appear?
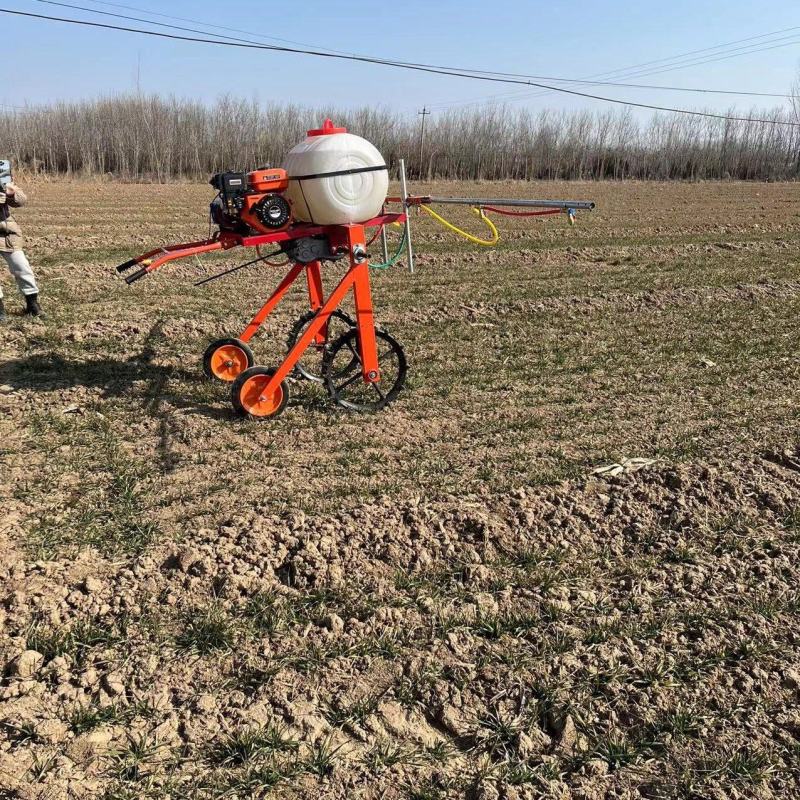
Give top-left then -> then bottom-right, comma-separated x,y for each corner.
420,205 -> 499,246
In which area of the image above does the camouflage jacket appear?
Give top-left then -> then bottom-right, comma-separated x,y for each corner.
0,186 -> 27,252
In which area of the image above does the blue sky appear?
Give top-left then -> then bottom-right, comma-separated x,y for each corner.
4,0 -> 800,118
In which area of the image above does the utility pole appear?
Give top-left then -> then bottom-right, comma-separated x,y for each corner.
417,106 -> 430,178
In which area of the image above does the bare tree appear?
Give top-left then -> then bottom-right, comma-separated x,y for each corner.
0,93 -> 797,182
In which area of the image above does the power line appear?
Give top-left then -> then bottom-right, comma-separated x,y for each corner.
32,0 -> 798,100
48,0 -> 800,116
39,0 -> 648,83
593,26 -> 800,79
34,0 -> 317,51
72,0 -> 362,55
602,35 -> 800,82
3,7 -> 800,128
518,79 -> 790,98
539,25 -> 800,94
480,25 -> 800,108
431,33 -> 800,111
424,76 -> 793,111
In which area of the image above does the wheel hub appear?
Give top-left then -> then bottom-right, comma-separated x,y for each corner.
203,337 -> 254,383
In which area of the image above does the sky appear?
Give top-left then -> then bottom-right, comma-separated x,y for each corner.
3,0 -> 800,120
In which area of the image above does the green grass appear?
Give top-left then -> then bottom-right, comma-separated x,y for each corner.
209,725 -> 299,767
67,703 -> 130,734
0,719 -> 40,746
585,734 -> 643,771
645,709 -> 704,743
175,604 -> 238,654
701,746 -> 777,786
362,740 -> 424,770
25,752 -> 58,783
300,736 -> 344,777
26,617 -> 121,665
324,694 -> 381,729
108,734 -> 164,783
474,708 -> 526,758
21,411 -> 162,557
242,592 -> 286,635
207,763 -> 287,796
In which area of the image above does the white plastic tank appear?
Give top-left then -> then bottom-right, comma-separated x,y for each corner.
283,119 -> 389,225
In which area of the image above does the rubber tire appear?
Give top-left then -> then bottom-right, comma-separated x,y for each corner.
203,337 -> 255,382
231,366 -> 290,420
286,309 -> 357,383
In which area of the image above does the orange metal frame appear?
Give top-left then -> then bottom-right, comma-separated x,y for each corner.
119,213 -> 404,394
261,224 -> 381,396
238,259 -> 328,346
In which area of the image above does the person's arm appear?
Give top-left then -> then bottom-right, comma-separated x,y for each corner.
4,182 -> 27,208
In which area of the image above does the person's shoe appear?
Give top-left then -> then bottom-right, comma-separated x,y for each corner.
0,299 -> 6,322
23,293 -> 42,317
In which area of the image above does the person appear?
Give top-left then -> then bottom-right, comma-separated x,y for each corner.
0,179 -> 41,320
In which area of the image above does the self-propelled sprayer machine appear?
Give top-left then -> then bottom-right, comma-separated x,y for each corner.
117,120 -> 595,420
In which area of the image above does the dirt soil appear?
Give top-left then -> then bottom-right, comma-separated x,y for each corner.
0,179 -> 799,799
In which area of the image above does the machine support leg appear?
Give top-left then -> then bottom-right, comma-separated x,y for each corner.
305,260 -> 324,310
263,264 -> 361,391
352,263 -> 380,382
239,262 -> 304,343
258,225 -> 381,404
305,260 -> 328,345
348,225 -> 380,383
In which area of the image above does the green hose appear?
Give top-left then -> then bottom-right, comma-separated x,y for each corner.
370,226 -> 407,270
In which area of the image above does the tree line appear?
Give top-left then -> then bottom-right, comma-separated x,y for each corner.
1,94 -> 798,182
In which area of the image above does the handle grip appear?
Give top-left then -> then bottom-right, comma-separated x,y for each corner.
125,267 -> 149,284
116,258 -> 139,273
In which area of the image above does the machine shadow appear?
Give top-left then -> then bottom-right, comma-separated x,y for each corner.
0,353 -> 233,421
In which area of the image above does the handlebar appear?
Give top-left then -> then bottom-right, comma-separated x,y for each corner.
125,267 -> 149,284
115,258 -> 140,274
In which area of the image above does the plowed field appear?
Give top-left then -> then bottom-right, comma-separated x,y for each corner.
1,179 -> 799,799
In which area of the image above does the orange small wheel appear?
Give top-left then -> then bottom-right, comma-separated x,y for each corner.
203,338 -> 254,382
232,366 -> 289,420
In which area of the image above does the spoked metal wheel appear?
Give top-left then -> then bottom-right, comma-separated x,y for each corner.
203,337 -> 255,382
231,366 -> 289,420
286,309 -> 356,383
322,328 -> 407,412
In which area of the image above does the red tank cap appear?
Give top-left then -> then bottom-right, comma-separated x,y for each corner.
307,118 -> 347,136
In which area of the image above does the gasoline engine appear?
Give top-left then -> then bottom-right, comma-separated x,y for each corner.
210,168 -> 293,235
